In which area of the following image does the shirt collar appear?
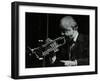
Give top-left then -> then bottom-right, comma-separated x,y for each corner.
73,31 -> 79,42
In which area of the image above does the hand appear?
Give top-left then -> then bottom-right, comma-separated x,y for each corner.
60,60 -> 77,66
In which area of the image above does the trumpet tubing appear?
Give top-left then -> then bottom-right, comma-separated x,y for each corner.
30,36 -> 66,59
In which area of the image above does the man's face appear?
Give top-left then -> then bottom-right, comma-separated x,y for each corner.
62,27 -> 74,39
60,18 -> 76,39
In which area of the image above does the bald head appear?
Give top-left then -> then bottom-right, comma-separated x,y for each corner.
60,16 -> 78,30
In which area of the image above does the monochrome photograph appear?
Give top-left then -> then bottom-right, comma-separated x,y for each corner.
11,1 -> 97,79
25,13 -> 89,68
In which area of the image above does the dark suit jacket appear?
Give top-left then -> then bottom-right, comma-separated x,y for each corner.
45,34 -> 89,67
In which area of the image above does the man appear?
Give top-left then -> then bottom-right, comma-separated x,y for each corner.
44,16 -> 89,67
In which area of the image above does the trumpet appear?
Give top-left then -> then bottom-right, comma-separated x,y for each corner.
28,36 -> 66,60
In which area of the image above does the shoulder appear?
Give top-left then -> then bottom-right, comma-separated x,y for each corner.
77,34 -> 89,42
76,34 -> 89,47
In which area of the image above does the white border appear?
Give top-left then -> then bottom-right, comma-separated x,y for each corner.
19,5 -> 95,76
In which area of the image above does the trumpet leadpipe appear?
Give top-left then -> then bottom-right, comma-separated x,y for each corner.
42,36 -> 66,48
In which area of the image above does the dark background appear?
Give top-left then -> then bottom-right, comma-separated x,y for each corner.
25,12 -> 89,68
